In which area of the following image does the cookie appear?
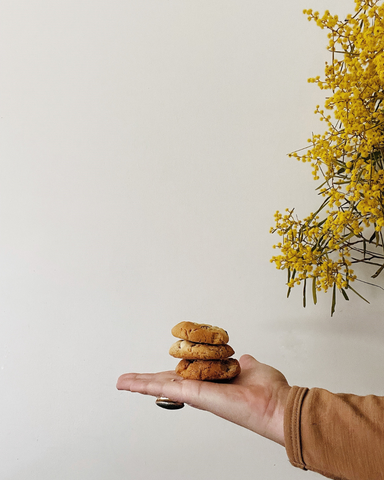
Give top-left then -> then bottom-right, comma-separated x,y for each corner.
171,321 -> 229,345
169,340 -> 234,360
175,358 -> 241,381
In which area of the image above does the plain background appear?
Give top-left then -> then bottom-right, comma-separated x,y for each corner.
1,1 -> 384,479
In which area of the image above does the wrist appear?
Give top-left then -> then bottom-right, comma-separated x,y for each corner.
272,385 -> 292,446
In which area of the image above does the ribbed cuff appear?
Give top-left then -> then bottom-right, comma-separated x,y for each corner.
284,385 -> 309,470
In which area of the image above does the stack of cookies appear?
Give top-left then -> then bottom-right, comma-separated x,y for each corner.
169,321 -> 241,381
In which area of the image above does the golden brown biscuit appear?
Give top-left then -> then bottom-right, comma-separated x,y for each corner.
169,340 -> 234,360
175,358 -> 241,381
171,321 -> 229,345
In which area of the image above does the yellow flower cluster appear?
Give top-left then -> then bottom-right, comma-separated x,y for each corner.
271,0 -> 384,314
272,208 -> 356,291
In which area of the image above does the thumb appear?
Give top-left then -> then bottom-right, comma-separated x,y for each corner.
239,354 -> 260,369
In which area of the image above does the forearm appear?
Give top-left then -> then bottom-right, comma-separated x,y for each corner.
285,386 -> 384,480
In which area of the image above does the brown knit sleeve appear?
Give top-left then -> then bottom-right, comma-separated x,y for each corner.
284,385 -> 384,480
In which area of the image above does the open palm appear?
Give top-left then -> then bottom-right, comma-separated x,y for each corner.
117,354 -> 291,446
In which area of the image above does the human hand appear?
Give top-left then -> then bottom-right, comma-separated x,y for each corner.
116,354 -> 291,446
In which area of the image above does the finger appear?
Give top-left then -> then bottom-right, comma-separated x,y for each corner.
116,371 -> 223,410
116,371 -> 190,405
116,370 -> 180,391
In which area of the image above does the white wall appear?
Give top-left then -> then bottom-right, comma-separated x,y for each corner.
1,1 -> 383,479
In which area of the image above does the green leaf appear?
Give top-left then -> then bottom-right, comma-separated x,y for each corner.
371,263 -> 384,279
287,269 -> 296,299
347,285 -> 370,304
315,180 -> 328,191
312,277 -> 317,305
369,231 -> 376,243
312,233 -> 326,251
331,284 -> 336,317
317,219 -> 327,228
341,288 -> 349,301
